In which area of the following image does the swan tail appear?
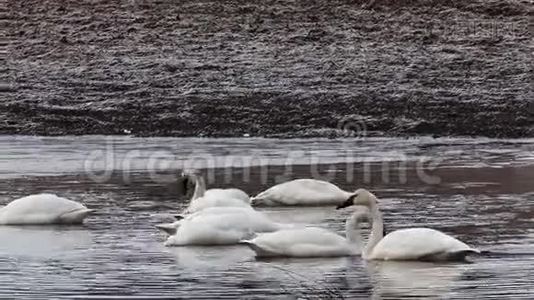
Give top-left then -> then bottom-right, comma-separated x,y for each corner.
250,194 -> 279,206
239,240 -> 264,255
249,188 -> 274,206
239,239 -> 254,245
173,214 -> 186,220
242,230 -> 257,240
155,223 -> 179,235
468,248 -> 481,254
58,208 -> 94,224
448,249 -> 481,262
250,196 -> 264,206
240,239 -> 280,258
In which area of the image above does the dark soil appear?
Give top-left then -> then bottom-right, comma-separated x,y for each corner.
2,0 -> 533,138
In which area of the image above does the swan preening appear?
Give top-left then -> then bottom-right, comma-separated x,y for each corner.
251,179 -> 356,206
0,194 -> 93,225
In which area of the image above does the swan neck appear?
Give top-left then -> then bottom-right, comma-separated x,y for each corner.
342,190 -> 354,199
192,175 -> 206,200
0,207 -> 6,222
345,213 -> 363,249
364,203 -> 384,258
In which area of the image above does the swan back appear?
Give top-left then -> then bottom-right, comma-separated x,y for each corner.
179,172 -> 251,213
370,228 -> 478,261
242,205 -> 373,258
252,179 -> 352,206
184,196 -> 251,214
166,217 -> 248,246
205,188 -> 250,203
243,227 -> 355,258
164,208 -> 284,246
0,194 -> 91,225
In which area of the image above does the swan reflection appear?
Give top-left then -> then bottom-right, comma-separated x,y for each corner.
366,260 -> 467,298
165,245 -> 251,270
0,226 -> 92,259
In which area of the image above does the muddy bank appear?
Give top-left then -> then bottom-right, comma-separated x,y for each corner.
2,0 -> 533,138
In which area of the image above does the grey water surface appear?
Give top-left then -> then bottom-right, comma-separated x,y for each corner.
0,136 -> 533,299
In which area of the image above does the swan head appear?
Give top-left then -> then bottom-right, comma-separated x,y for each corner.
336,188 -> 378,209
177,170 -> 200,198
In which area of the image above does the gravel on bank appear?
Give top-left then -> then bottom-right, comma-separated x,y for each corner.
2,0 -> 533,138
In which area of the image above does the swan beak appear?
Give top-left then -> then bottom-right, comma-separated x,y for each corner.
336,196 -> 355,209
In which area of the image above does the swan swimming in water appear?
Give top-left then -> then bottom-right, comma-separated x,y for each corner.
241,206 -> 371,258
337,189 -> 480,262
162,206 -> 296,246
179,172 -> 251,214
156,206 -> 255,235
251,179 -> 355,206
0,194 -> 93,225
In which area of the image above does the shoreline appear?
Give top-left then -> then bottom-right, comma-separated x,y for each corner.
3,162 -> 533,201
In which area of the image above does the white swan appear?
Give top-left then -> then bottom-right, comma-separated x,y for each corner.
241,207 -> 370,258
156,206 -> 255,235
179,172 -> 251,214
204,188 -> 249,203
163,206 -> 295,246
184,194 -> 251,214
180,172 -> 250,203
251,179 -> 355,206
0,194 -> 93,225
337,189 -> 480,261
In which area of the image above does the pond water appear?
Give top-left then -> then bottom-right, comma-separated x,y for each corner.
0,136 -> 533,299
